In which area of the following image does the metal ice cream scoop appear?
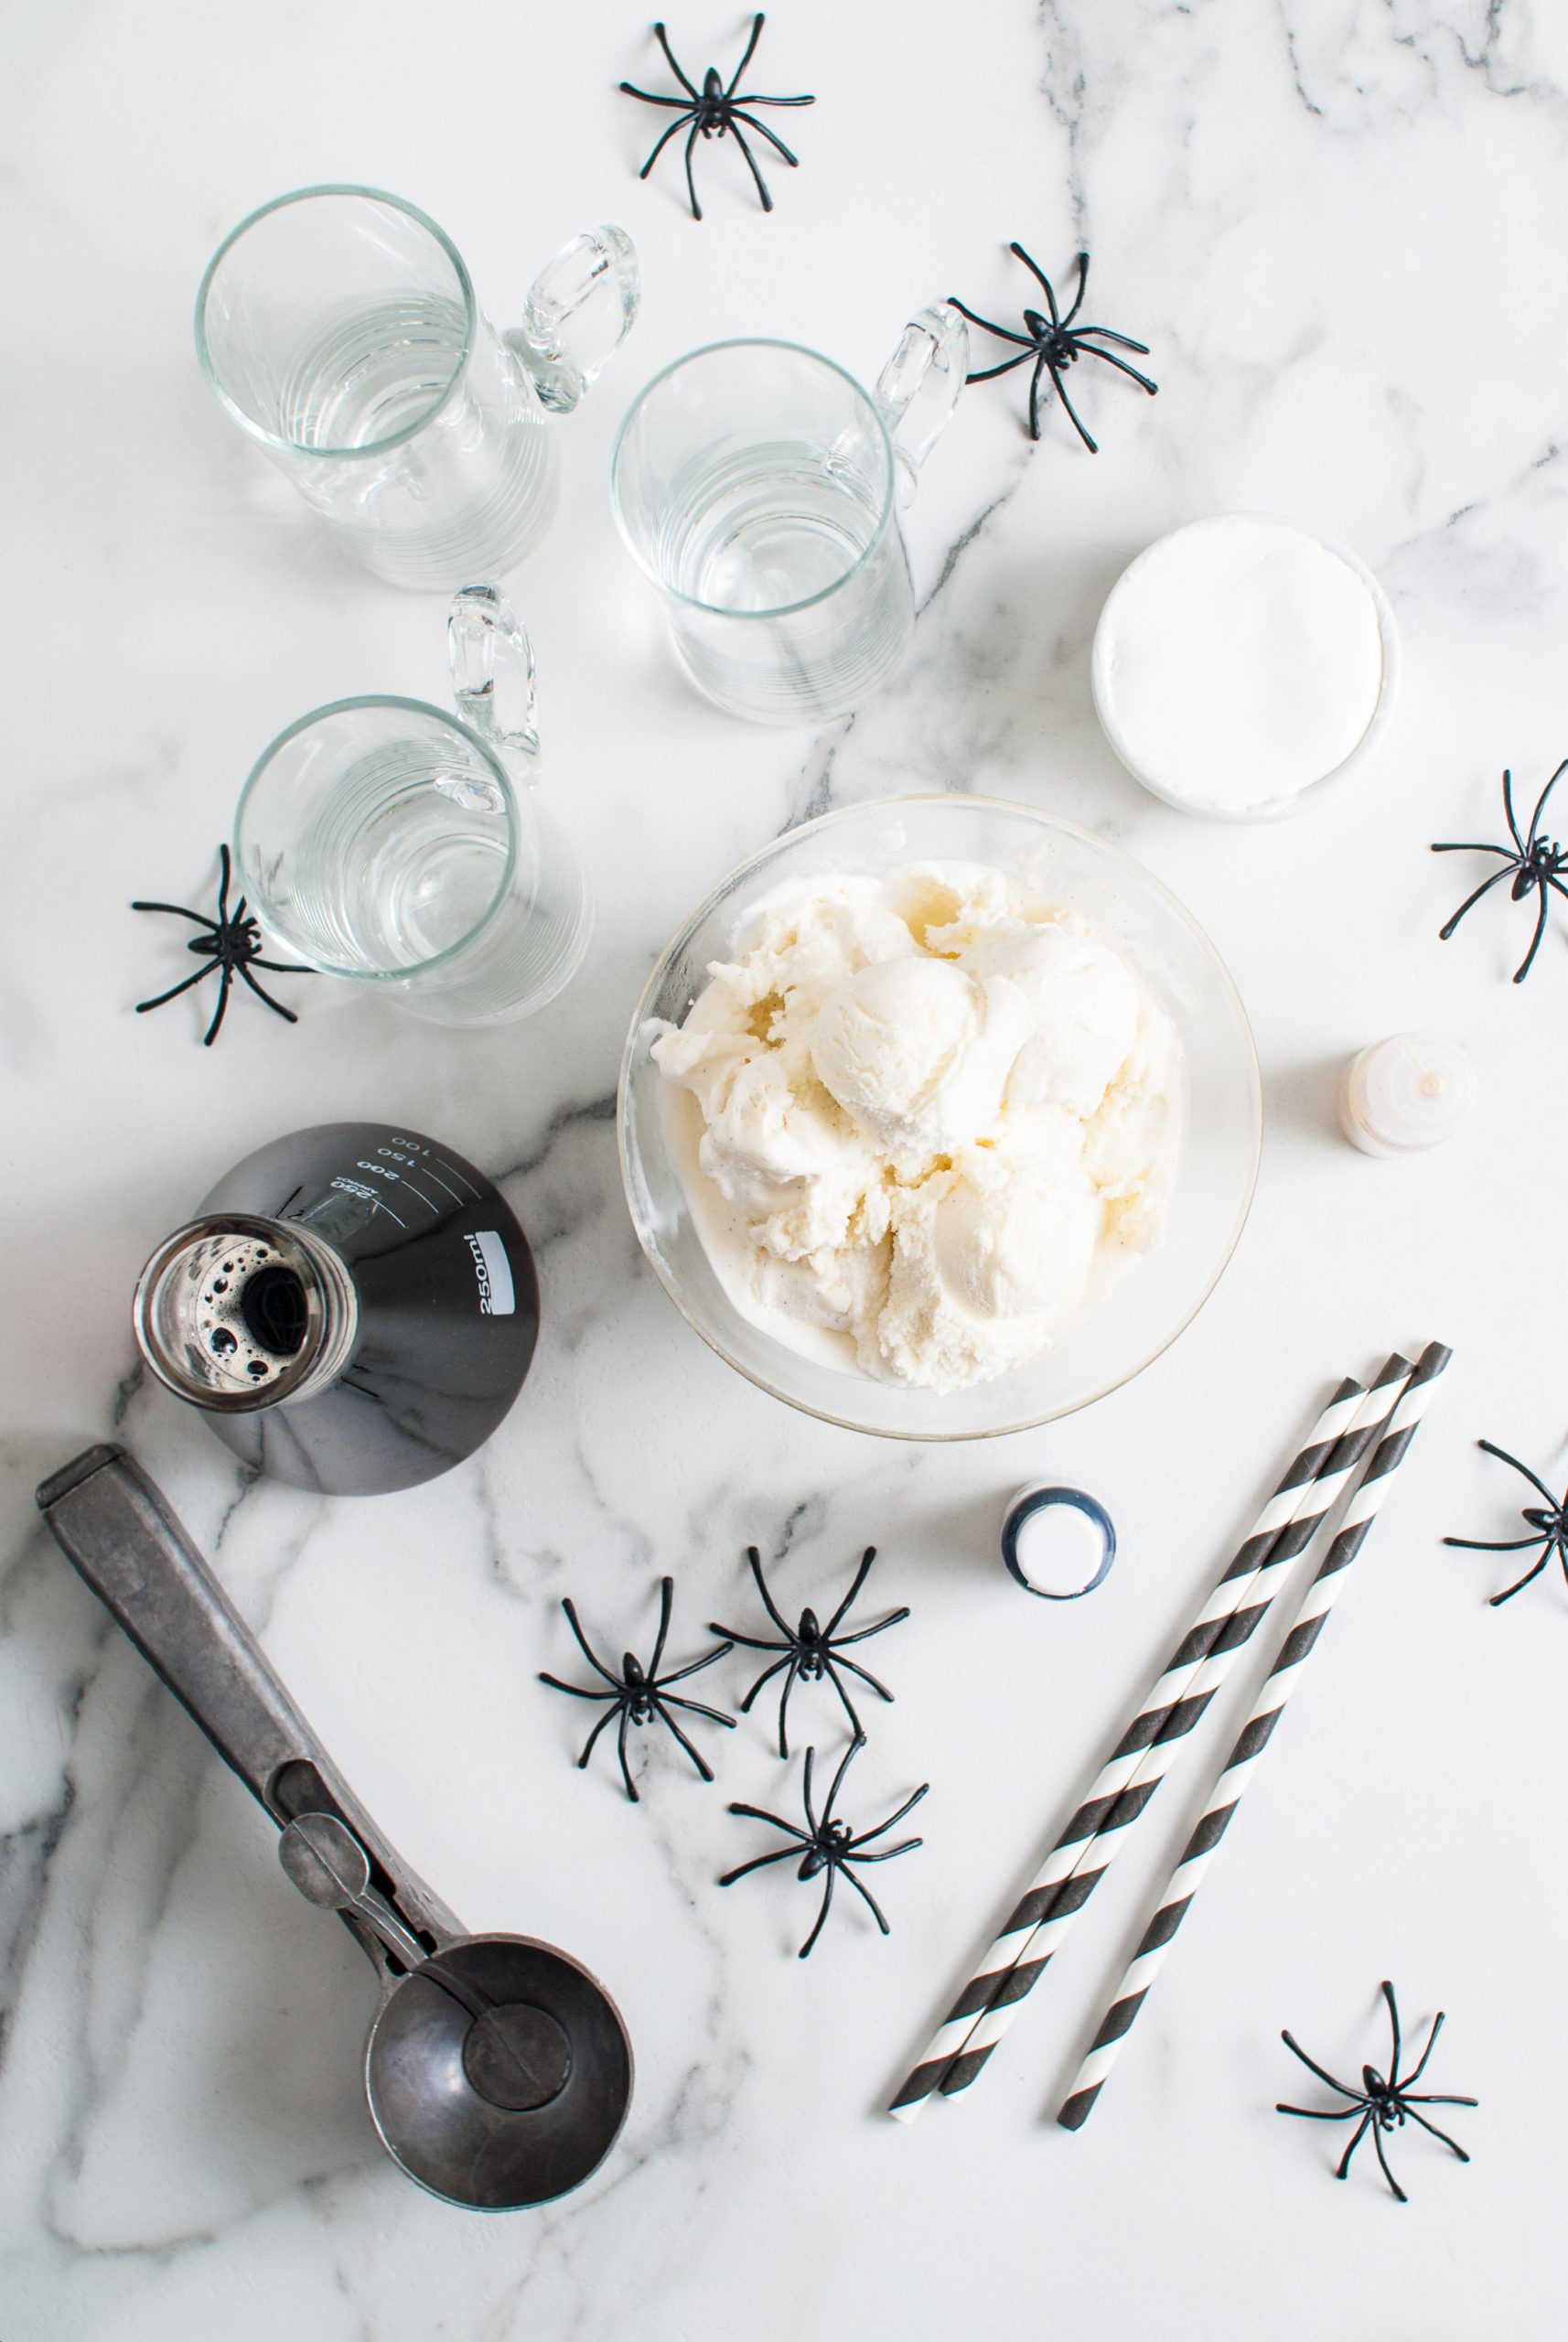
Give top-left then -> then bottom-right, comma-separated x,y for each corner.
36,1445 -> 632,2210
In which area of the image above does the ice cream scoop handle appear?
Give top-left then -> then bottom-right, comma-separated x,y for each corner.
35,1444 -> 462,1957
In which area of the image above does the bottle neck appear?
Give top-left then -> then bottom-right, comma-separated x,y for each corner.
133,1214 -> 360,1414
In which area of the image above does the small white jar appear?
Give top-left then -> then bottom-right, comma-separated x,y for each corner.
1337,1033 -> 1476,1156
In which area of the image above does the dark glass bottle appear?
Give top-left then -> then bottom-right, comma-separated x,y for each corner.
133,1123 -> 538,1496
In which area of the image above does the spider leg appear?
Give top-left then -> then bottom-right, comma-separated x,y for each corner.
1369,2122 -> 1409,2202
798,1864 -> 837,1958
1380,1982 -> 1402,2087
1401,2106 -> 1472,2160
1488,1549 -> 1552,1605
1547,871 -> 1568,904
847,1782 -> 929,1847
831,1653 -> 896,1700
645,1576 -> 673,1679
560,1599 -> 627,1690
1436,863 -> 1515,940
736,1653 -> 793,1713
538,1672 -> 618,1702
1009,242 -> 1060,327
131,900 -> 220,927
1281,2032 -> 1361,2099
1026,352 -> 1049,444
837,1864 -> 892,1936
822,1547 -> 877,1638
1527,757 -> 1567,843
776,1658 -> 801,1758
1477,1439 -> 1563,1509
1501,768 -> 1525,853
134,962 -> 220,1013
1071,325 -> 1153,356
635,110 -> 698,185
735,91 -> 815,109
249,955 -> 315,974
846,1833 -> 924,1864
652,19 -> 702,100
723,10 -> 766,99
820,1735 -> 865,1830
202,966 -> 234,1047
728,109 -> 800,167
1429,841 -> 1516,857
1275,2102 -> 1364,2122
726,1799 -> 809,1842
1512,881 -> 1552,983
617,1707 -> 639,1803
1073,341 -> 1159,396
801,1746 -> 821,1837
238,964 -> 301,1025
216,843 -> 234,923
656,1691 -> 736,1727
658,1639 -> 733,1688
1059,251 -> 1090,329
968,349 -> 1042,385
746,1547 -> 798,1643
683,123 -> 703,221
946,298 -> 1036,354
832,1606 -> 912,1649
725,119 -> 775,210
1444,1531 -> 1552,1551
652,1700 -> 718,1783
619,86 -> 697,109
821,1657 -> 865,1741
1335,2110 -> 1375,2182
712,1626 -> 790,1653
717,1844 -> 800,1887
575,1700 -> 620,1773
1047,354 -> 1100,452
1392,1999 -> 1435,2090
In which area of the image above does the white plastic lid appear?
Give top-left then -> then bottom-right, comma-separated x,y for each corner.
1338,1033 -> 1476,1157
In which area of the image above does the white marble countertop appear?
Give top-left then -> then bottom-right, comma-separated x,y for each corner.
5,3 -> 1568,2335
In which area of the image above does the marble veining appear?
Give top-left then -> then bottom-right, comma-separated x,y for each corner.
4,0 -> 1568,2335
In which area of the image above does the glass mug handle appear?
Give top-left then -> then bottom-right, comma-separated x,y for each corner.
508,224 -> 640,415
448,583 -> 541,778
874,301 -> 970,501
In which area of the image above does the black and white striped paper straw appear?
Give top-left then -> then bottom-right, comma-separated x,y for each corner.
1056,1339 -> 1452,2133
887,1365 -> 1401,2122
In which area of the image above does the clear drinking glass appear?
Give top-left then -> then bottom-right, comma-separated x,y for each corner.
197,187 -> 639,591
609,309 -> 968,725
234,586 -> 590,1024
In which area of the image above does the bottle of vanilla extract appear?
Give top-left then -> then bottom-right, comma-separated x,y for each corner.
133,1123 -> 538,1495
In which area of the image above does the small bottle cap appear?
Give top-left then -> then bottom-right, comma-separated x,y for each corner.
1338,1032 -> 1476,1157
1001,1486 -> 1116,1600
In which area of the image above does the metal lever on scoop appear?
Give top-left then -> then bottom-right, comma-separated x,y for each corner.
36,1444 -> 460,1979
279,1814 -> 437,1977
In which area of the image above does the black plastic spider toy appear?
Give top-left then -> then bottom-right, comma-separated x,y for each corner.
718,1736 -> 928,1958
1433,760 -> 1568,983
620,14 -> 814,220
949,246 -> 1157,450
1444,1437 -> 1568,1606
539,1575 -> 734,1803
1277,1981 -> 1477,2202
710,1545 -> 909,1758
133,843 -> 311,1047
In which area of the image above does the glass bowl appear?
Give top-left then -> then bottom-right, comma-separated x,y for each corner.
618,796 -> 1262,1440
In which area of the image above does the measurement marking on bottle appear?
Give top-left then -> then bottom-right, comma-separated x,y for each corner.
466,1230 -> 515,1316
330,1175 -> 407,1228
433,1156 -> 482,1199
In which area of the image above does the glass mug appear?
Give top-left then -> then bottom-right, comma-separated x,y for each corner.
235,585 -> 590,1025
609,308 -> 968,725
197,186 -> 639,591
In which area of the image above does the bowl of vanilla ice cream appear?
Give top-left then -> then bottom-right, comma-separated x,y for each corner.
618,796 -> 1261,1439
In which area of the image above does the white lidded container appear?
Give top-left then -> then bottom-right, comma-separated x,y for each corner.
1091,514 -> 1401,822
1337,1033 -> 1476,1157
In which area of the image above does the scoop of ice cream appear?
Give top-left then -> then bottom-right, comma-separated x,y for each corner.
811,958 -> 1026,1156
965,925 -> 1139,1119
931,1152 -> 1101,1324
